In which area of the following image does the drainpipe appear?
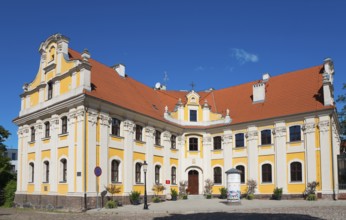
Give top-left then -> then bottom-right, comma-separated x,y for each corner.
330,114 -> 337,200
84,106 -> 88,210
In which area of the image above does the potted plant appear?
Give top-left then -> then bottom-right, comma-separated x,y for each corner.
104,184 -> 121,207
246,179 -> 257,200
204,179 -> 214,199
303,181 -> 319,201
129,190 -> 141,205
219,187 -> 227,199
179,180 -> 188,199
152,183 -> 166,203
272,187 -> 283,200
171,188 -> 178,201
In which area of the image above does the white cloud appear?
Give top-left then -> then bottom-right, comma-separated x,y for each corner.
194,66 -> 205,71
231,48 -> 259,64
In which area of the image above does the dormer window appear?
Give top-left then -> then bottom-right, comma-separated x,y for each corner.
47,82 -> 53,100
190,110 -> 197,122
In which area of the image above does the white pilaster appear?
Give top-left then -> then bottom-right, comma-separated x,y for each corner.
99,113 -> 111,192
123,120 -> 135,193
50,115 -> 60,193
273,122 -> 287,193
145,126 -> 155,194
246,126 -> 258,185
67,108 -> 76,192
34,120 -> 43,193
39,88 -> 45,103
303,118 -> 316,183
318,116 -> 332,194
75,106 -> 85,193
162,131 -> 172,194
223,130 -> 233,184
87,109 -> 98,193
203,134 -> 212,185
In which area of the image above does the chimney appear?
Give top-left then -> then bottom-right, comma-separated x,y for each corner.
262,73 -> 270,82
113,64 -> 126,77
253,82 -> 265,103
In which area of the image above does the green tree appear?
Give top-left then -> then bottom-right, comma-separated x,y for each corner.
0,125 -> 14,190
337,83 -> 346,153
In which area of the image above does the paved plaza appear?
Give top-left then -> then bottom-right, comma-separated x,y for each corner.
1,199 -> 346,220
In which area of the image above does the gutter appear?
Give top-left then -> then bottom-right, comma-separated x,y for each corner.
84,106 -> 88,210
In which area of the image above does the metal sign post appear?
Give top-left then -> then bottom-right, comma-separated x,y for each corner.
94,166 -> 102,209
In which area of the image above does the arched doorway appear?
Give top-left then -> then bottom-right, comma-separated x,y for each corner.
188,170 -> 199,194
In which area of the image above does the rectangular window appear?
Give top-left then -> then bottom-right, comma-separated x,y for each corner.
261,130 -> 271,145
135,125 -> 143,141
48,82 -> 53,100
213,136 -> 222,150
155,130 -> 161,146
189,110 -> 197,122
11,153 -> 16,160
30,126 -> 35,142
111,118 -> 121,136
171,135 -> 176,149
289,125 -> 301,142
235,133 -> 244,147
61,117 -> 68,134
189,137 -> 198,151
45,122 -> 50,138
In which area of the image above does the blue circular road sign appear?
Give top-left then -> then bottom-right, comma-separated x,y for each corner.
94,166 -> 102,177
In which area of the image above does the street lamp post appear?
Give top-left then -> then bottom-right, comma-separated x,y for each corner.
143,160 -> 148,210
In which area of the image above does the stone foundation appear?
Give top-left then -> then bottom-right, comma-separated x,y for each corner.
14,193 -> 159,211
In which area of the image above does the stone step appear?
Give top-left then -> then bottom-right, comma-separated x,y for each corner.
188,195 -> 205,200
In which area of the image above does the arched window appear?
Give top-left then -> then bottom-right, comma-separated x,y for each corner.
30,126 -> 35,142
44,122 -> 50,138
189,137 -> 198,151
171,167 -> 176,185
289,125 -> 301,142
290,162 -> 302,182
135,162 -> 142,183
61,116 -> 68,134
236,165 -> 245,184
261,129 -> 271,145
213,136 -> 222,150
49,46 -> 55,61
111,160 -> 120,183
60,159 -> 67,182
214,167 -> 222,184
29,162 -> 34,183
155,165 -> 161,184
262,164 -> 272,183
43,161 -> 49,183
235,133 -> 244,147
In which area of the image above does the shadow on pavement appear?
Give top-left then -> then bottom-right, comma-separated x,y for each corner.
153,212 -> 321,220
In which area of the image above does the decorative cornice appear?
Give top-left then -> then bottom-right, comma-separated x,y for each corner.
273,126 -> 287,137
318,121 -> 330,133
222,134 -> 233,144
99,114 -> 111,127
88,111 -> 98,125
123,120 -> 135,133
245,131 -> 258,141
302,122 -> 315,134
145,126 -> 155,137
162,131 -> 171,142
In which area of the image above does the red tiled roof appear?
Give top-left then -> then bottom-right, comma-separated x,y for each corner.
69,49 -> 333,127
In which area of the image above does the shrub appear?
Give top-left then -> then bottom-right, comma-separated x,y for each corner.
206,194 -> 212,199
3,180 -> 16,207
179,180 -> 188,199
246,179 -> 257,200
104,184 -> 121,202
204,179 -> 214,198
303,181 -> 319,197
152,197 -> 161,203
152,184 -> 166,196
171,188 -> 178,200
306,194 -> 317,201
272,187 -> 283,200
105,200 -> 117,209
247,194 -> 255,200
219,187 -> 227,199
129,191 -> 141,205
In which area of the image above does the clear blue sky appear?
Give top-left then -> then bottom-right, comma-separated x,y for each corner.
1,0 -> 345,148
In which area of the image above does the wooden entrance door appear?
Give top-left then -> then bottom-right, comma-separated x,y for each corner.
188,170 -> 199,194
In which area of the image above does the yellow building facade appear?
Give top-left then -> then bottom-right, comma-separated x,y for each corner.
14,34 -> 341,210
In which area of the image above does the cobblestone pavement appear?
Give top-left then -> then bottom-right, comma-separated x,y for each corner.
1,199 -> 346,220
